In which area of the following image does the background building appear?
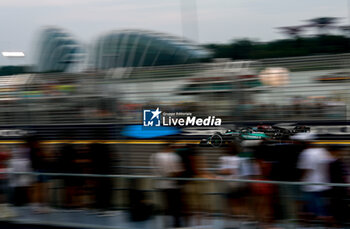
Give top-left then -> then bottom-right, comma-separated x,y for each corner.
90,30 -> 211,69
36,27 -> 84,73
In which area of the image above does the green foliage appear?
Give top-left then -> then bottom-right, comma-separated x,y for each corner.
205,35 -> 350,60
0,65 -> 35,76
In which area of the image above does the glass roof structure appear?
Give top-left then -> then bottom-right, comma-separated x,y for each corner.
90,30 -> 211,69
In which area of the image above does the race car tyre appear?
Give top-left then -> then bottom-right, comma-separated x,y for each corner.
210,134 -> 223,147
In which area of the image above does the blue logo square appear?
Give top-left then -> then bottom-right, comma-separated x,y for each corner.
143,108 -> 161,127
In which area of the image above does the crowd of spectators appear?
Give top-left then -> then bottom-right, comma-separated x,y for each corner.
0,133 -> 348,228
0,136 -> 113,217
151,137 -> 350,228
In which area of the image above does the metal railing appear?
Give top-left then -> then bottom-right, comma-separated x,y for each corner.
260,53 -> 350,71
1,171 -> 350,228
3,171 -> 350,186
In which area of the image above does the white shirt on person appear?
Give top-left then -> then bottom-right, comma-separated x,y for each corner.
8,158 -> 33,187
151,151 -> 183,189
219,155 -> 241,179
297,147 -> 333,192
219,155 -> 259,179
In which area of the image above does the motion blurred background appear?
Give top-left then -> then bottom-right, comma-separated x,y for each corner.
1,0 -> 350,228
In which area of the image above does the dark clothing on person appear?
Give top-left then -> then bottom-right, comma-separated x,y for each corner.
329,159 -> 347,184
129,179 -> 153,221
29,146 -> 45,170
60,144 -> 76,186
12,187 -> 29,206
28,141 -> 52,183
255,142 -> 304,181
176,146 -> 197,179
162,188 -> 182,227
91,143 -> 113,209
329,159 -> 349,224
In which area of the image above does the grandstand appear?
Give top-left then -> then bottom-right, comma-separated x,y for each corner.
0,53 -> 349,128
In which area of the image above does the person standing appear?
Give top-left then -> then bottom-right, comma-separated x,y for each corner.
150,143 -> 183,228
28,137 -> 51,213
90,143 -> 113,212
327,145 -> 349,225
9,144 -> 32,201
218,143 -> 247,219
177,144 -> 214,227
0,145 -> 15,218
297,133 -> 333,223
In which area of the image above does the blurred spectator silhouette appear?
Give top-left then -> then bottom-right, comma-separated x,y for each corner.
28,136 -> 52,213
250,142 -> 276,227
177,144 -> 213,227
296,133 -> 333,224
8,144 -> 32,208
151,143 -> 183,227
0,145 -> 15,218
327,145 -> 349,225
218,143 -> 248,220
90,143 -> 113,211
58,131 -> 76,208
74,144 -> 93,208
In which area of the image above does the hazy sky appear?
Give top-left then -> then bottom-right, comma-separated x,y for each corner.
0,0 -> 348,65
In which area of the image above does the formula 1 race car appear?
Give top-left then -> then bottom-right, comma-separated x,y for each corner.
199,124 -> 310,147
291,125 -> 311,133
199,127 -> 269,147
272,124 -> 311,135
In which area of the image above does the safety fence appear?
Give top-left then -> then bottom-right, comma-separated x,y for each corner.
1,171 -> 350,228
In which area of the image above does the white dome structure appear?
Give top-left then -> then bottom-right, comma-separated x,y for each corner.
90,30 -> 211,69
